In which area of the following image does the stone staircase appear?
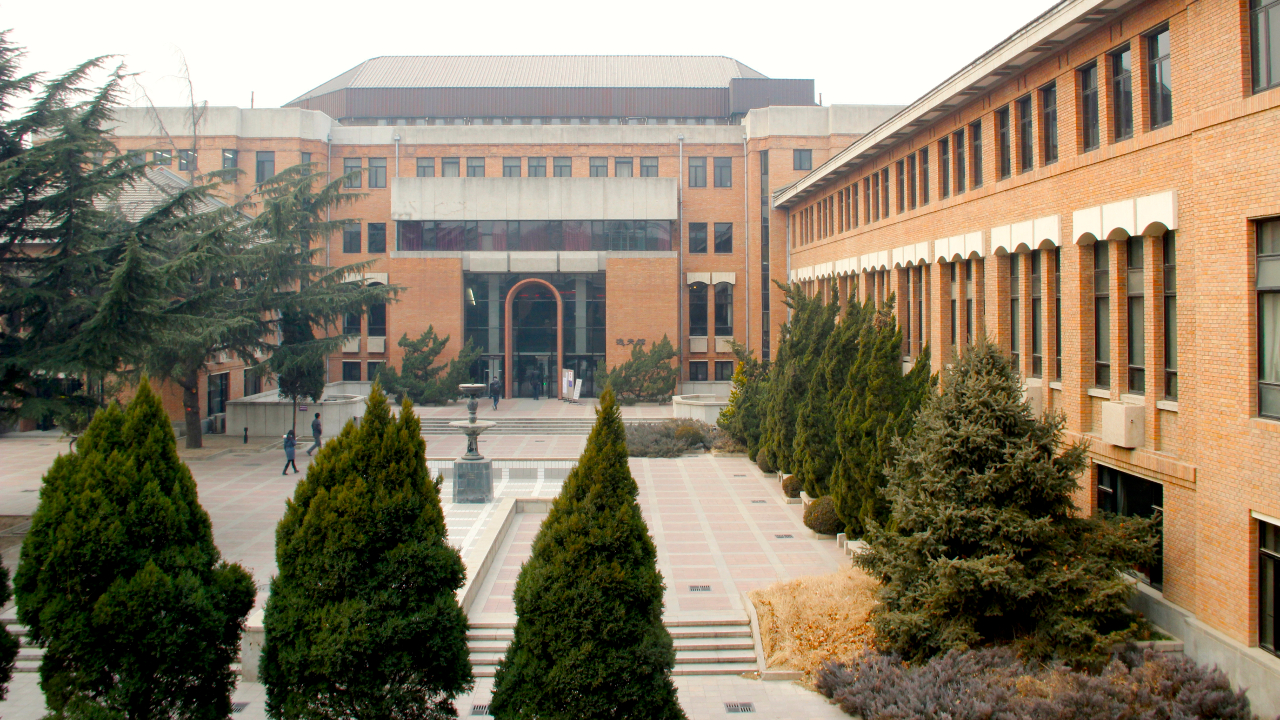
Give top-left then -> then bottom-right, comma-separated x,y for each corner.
466,617 -> 757,677
419,417 -> 664,436
2,606 -> 40,674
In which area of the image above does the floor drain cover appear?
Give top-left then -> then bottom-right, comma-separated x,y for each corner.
689,585 -> 711,592
22,489 -> 36,493
774,534 -> 793,539
725,701 -> 756,713
733,474 -> 747,477
231,702 -> 249,714
470,704 -> 490,716
750,500 -> 767,504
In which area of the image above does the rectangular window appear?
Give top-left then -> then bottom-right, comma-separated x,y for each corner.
689,361 -> 709,381
689,283 -> 708,337
715,360 -> 735,381
343,312 -> 360,335
715,283 -> 733,336
1097,464 -> 1164,589
367,362 -> 383,381
1259,219 -> 1280,417
1128,236 -> 1146,394
1253,0 -> 1280,91
1148,28 -> 1173,128
343,223 -> 361,253
1081,63 -> 1100,152
590,157 -> 609,177
907,154 -> 917,209
688,157 -> 705,187
1112,46 -> 1134,141
714,157 -> 732,187
342,361 -> 361,382
954,129 -> 967,194
615,157 -> 633,177
244,369 -> 263,397
970,121 -> 983,188
300,151 -> 311,167
1261,518 -> 1280,655
689,222 -> 708,253
919,148 -> 930,204
950,263 -> 958,346
367,223 -> 387,253
207,372 -> 229,416
794,149 -> 812,170
863,177 -> 871,221
640,157 -> 658,177
1096,241 -> 1111,388
522,157 -> 544,177
441,157 -> 460,177
871,172 -> 880,221
222,149 -> 238,170
880,168 -> 889,218
1011,254 -> 1021,369
1164,232 -> 1178,399
368,303 -> 386,337
416,157 -> 435,177
1017,95 -> 1034,172
126,150 -> 146,166
178,149 -> 195,171
1055,249 -> 1062,379
368,157 -> 387,188
553,157 -> 572,177
1041,84 -> 1059,164
939,138 -> 951,199
1032,250 -> 1043,377
997,107 -> 1012,179
714,222 -> 733,254
501,157 -> 522,177
153,149 -> 172,165
256,151 -> 275,183
965,260 -> 974,345
896,160 -> 905,213
343,157 -> 362,188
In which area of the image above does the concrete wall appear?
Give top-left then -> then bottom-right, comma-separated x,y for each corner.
743,104 -> 906,138
673,394 -> 730,424
332,123 -> 743,146
107,107 -> 333,140
226,389 -> 366,438
390,177 -> 678,221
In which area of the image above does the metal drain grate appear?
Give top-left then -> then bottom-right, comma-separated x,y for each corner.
22,489 -> 36,493
689,585 -> 711,592
733,474 -> 747,477
470,704 -> 490,716
774,534 -> 793,539
231,702 -> 249,714
725,701 -> 756,713
751,500 -> 767,504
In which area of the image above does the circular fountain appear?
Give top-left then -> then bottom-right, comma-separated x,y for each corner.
449,383 -> 495,503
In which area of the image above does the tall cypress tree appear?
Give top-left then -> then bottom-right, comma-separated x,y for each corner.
491,387 -> 684,720
716,341 -> 766,458
757,284 -> 830,475
262,384 -> 472,720
830,296 -> 933,536
15,379 -> 255,719
857,341 -> 1158,667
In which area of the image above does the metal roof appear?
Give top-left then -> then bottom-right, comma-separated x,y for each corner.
289,56 -> 768,105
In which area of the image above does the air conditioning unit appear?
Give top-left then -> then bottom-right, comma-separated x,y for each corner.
1099,401 -> 1144,448
1022,385 -> 1044,416
368,336 -> 386,353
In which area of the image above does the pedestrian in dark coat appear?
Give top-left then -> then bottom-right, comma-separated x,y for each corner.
489,377 -> 502,410
282,430 -> 299,475
307,412 -> 322,455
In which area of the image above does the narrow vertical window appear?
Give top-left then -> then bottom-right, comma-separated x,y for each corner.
871,173 -> 880,221
222,149 -> 238,170
1164,232 -> 1178,399
907,155 -> 917,209
950,263 -> 958,346
1128,236 -> 1145,394
1259,219 -> 1280,417
896,160 -> 905,213
881,167 -> 890,217
714,157 -> 732,187
256,151 -> 275,183
688,222 -> 707,254
965,261 -> 974,345
914,266 -> 924,355
954,128 -> 966,194
1112,47 -> 1134,140
178,149 -> 195,171
1032,250 -> 1043,377
997,107 -> 1012,179
367,223 -> 387,253
1081,63 -> 1100,152
970,120 -> 983,188
689,283 -> 709,337
852,183 -> 860,227
1017,95 -> 1035,172
1041,84 -> 1059,164
343,223 -> 361,253
1095,242 -> 1112,388
343,157 -> 362,188
714,283 -> 733,336
1054,249 -> 1063,379
1148,28 -> 1173,128
919,148 -> 930,204
905,268 -> 913,354
1254,0 -> 1280,92
1261,518 -> 1280,655
714,222 -> 733,253
1011,253 -> 1021,368
688,157 -> 706,187
939,138 -> 951,199
368,157 -> 387,188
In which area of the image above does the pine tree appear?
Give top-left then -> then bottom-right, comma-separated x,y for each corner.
376,327 -> 479,405
857,341 -> 1159,667
14,379 -> 256,719
756,284 -> 831,475
273,310 -> 327,433
0,560 -> 16,701
262,384 -> 472,720
596,335 -> 680,404
716,341 -> 766,457
490,387 -> 684,720
830,296 -> 933,536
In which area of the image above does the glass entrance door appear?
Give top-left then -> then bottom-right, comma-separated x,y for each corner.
514,354 -> 552,398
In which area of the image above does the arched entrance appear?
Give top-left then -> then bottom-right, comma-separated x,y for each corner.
504,278 -> 564,399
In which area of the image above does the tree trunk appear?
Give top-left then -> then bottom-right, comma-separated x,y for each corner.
291,397 -> 298,433
181,371 -> 203,449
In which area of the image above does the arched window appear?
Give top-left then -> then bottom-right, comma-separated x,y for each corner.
689,283 -> 708,337
714,282 -> 733,337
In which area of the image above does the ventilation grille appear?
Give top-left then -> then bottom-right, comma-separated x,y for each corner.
751,500 -> 767,504
774,534 -> 793,539
470,704 -> 491,716
689,585 -> 712,592
231,703 -> 249,714
725,701 -> 756,713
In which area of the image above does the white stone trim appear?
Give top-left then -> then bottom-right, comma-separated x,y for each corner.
711,272 -> 737,285
991,215 -> 1060,255
1074,191 -> 1178,244
686,272 -> 711,284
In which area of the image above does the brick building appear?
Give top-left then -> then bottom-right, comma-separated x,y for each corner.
777,0 -> 1280,708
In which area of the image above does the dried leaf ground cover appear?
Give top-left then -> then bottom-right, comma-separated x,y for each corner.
749,565 -> 878,680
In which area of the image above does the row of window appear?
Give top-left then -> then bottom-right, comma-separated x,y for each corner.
135,149 -> 305,185
348,116 -> 734,127
394,219 -> 674,253
341,361 -> 385,382
338,155 -> 739,187
797,25 -> 1173,243
688,360 -> 736,382
688,282 -> 734,338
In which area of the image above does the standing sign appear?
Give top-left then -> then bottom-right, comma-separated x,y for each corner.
572,378 -> 584,400
562,369 -> 574,398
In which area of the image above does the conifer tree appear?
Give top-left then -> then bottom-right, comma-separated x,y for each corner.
15,379 -> 255,719
716,341 -> 765,457
376,327 -> 479,405
857,341 -> 1159,667
830,296 -> 933,536
756,284 -> 831,475
491,387 -> 684,720
0,560 -> 16,701
262,384 -> 472,720
596,335 -> 680,404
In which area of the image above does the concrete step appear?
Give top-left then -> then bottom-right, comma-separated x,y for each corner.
667,625 -> 752,640
17,647 -> 42,660
674,649 -> 757,665
674,637 -> 754,652
15,659 -> 39,673
672,662 -> 759,676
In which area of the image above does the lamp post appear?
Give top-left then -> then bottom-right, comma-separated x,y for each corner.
449,383 -> 494,503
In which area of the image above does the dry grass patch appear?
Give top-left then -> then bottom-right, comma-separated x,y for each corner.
749,563 -> 879,681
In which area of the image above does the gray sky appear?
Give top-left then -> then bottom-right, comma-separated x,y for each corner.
4,0 -> 1059,111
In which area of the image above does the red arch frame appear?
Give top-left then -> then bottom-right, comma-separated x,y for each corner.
503,278 -> 564,400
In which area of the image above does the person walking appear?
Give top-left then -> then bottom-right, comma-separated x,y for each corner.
489,377 -> 502,410
282,430 -> 299,475
307,412 -> 322,455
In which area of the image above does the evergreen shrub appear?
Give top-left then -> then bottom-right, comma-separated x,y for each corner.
0,561 -> 15,700
261,384 -> 472,719
625,419 -> 712,457
716,342 -> 765,458
490,387 -> 685,720
597,336 -> 680,404
376,327 -> 479,405
816,647 -> 1256,720
782,474 -> 802,499
16,380 -> 255,719
803,496 -> 842,536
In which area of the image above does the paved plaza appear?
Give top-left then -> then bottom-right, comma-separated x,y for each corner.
0,406 -> 849,719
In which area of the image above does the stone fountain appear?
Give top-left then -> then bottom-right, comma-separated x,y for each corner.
450,383 -> 495,503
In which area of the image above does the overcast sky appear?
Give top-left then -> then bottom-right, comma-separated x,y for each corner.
4,0 -> 1059,111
